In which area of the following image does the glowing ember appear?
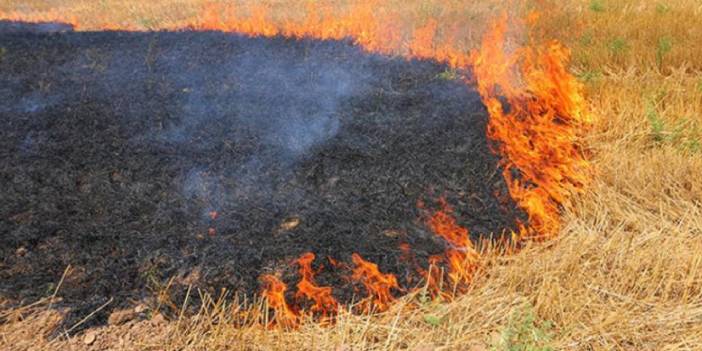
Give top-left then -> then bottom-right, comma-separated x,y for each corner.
295,253 -> 338,317
350,253 -> 399,312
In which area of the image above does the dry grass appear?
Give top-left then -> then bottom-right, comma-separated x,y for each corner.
1,0 -> 701,350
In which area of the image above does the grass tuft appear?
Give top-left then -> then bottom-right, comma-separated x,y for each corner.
589,0 -> 605,13
656,36 -> 673,70
491,305 -> 555,351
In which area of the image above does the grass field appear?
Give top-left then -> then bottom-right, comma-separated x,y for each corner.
1,0 -> 701,350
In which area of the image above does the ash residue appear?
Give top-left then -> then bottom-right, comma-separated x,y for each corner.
0,22 -> 524,327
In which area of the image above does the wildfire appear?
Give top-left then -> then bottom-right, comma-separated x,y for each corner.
469,15 -> 592,241
350,253 -> 400,313
2,2 -> 590,323
260,274 -> 298,327
424,198 -> 480,289
295,253 -> 338,317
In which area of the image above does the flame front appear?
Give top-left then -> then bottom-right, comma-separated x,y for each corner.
1,2 -> 591,323
470,15 -> 592,241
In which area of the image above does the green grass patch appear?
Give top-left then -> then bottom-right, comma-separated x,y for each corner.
609,37 -> 629,55
646,101 -> 701,153
491,305 -> 555,351
578,31 -> 594,47
656,3 -> 671,14
656,36 -> 673,70
436,69 -> 459,81
576,69 -> 602,84
589,0 -> 605,13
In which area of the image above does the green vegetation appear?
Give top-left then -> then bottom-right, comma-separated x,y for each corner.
608,37 -> 628,55
656,3 -> 671,14
646,101 -> 701,153
656,36 -> 673,70
589,0 -> 605,13
491,305 -> 555,351
436,68 -> 459,81
576,69 -> 602,84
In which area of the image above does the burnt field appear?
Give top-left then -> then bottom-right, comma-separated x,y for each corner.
0,22 -> 524,324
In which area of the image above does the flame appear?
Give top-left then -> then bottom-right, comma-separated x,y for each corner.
350,253 -> 399,312
295,253 -> 338,317
423,198 -> 480,289
469,15 -> 591,241
2,2 -> 591,321
260,274 -> 298,326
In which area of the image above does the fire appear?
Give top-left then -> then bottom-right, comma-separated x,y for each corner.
295,253 -> 338,317
469,15 -> 592,241
422,198 -> 480,289
260,274 -> 298,326
2,2 -> 591,322
350,253 -> 399,313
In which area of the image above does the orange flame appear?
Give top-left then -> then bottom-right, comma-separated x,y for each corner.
295,253 -> 338,317
469,15 -> 591,241
424,198 -> 480,288
350,253 -> 399,312
260,274 -> 298,326
2,3 -> 591,321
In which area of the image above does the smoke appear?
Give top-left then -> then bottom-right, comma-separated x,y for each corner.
1,26 -> 482,232
42,32 -> 375,220
0,20 -> 73,33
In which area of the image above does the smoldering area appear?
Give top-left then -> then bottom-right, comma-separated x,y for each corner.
0,21 -> 524,326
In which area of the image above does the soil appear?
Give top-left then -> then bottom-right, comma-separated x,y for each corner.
0,21 -> 525,327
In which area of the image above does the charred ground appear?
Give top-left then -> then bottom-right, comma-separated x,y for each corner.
0,22 -> 524,326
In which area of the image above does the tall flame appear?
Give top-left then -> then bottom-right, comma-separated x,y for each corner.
469,15 -> 591,241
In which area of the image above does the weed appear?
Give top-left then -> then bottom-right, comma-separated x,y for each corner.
685,139 -> 701,153
0,47 -> 6,62
697,78 -> 702,93
490,305 -> 555,351
436,69 -> 459,81
138,17 -> 160,30
589,0 -> 605,13
656,36 -> 673,69
656,3 -> 671,14
578,31 -> 593,46
646,102 -> 667,143
608,37 -> 628,55
576,69 -> 602,83
423,314 -> 442,327
646,101 -> 701,153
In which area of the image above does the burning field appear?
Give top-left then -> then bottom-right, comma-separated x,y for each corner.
0,23 -> 527,319
1,1 -> 702,350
